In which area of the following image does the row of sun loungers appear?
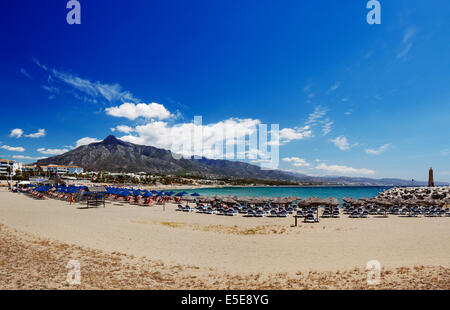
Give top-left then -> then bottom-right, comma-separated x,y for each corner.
343,204 -> 450,218
176,203 -> 327,222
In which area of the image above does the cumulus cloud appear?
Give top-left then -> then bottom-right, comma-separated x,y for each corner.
282,157 -> 310,167
9,128 -> 24,138
330,136 -> 357,151
1,145 -> 25,152
315,163 -> 375,175
111,125 -> 135,134
119,118 -> 265,159
13,155 -> 46,160
37,148 -> 69,155
25,129 -> 46,138
365,144 -> 390,155
279,126 -> 312,144
75,137 -> 101,148
106,102 -> 172,120
9,128 -> 46,138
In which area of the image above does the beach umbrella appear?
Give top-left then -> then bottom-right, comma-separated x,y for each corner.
299,197 -> 325,207
222,197 -> 237,204
323,197 -> 339,206
191,192 -> 200,196
342,197 -> 357,204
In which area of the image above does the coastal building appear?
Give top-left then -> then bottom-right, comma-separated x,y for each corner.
0,159 -> 21,176
428,167 -> 434,187
21,164 -> 83,175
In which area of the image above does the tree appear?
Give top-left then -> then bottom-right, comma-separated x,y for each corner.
36,164 -> 45,177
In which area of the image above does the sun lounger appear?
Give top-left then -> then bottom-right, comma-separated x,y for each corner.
349,211 -> 359,218
304,213 -> 316,223
321,210 -> 331,218
278,210 -> 288,218
267,210 -> 278,218
332,210 -> 340,218
255,210 -> 265,217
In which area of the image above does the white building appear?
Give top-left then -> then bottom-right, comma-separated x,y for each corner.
0,159 -> 22,177
22,164 -> 83,175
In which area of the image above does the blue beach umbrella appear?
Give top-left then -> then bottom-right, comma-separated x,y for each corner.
175,191 -> 188,197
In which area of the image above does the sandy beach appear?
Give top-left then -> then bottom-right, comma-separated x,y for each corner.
1,188 -> 449,289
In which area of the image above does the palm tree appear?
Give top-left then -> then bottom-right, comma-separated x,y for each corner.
36,164 -> 45,177
6,166 -> 12,190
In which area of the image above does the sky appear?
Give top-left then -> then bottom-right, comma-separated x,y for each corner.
0,0 -> 449,182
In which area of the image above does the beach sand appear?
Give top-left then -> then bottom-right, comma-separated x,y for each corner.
1,189 -> 449,289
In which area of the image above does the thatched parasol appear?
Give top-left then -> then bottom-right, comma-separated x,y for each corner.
298,196 -> 325,207
323,197 -> 339,206
342,197 -> 357,204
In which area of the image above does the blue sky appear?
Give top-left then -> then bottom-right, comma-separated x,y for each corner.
0,0 -> 449,181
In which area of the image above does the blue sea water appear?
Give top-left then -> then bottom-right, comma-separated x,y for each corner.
183,186 -> 392,202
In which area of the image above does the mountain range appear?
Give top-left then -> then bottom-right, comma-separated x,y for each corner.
36,135 -> 447,186
36,135 -> 297,181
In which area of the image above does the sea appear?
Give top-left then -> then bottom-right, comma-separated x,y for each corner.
182,186 -> 392,202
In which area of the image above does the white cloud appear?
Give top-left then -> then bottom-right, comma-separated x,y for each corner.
111,125 -> 134,134
279,126 -> 312,144
1,145 -> 25,152
9,128 -> 24,138
403,27 -> 418,44
41,85 -> 59,94
365,144 -> 390,155
397,27 -> 418,60
106,102 -> 172,120
303,84 -> 312,92
75,137 -> 101,148
306,106 -> 328,125
37,148 -> 69,155
304,106 -> 335,136
282,157 -> 310,167
34,59 -> 140,104
440,149 -> 450,156
330,136 -> 357,151
315,163 -> 375,175
25,129 -> 46,138
328,82 -> 340,93
20,68 -> 32,80
322,120 -> 333,136
119,118 -> 262,159
13,155 -> 46,160
397,43 -> 412,59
